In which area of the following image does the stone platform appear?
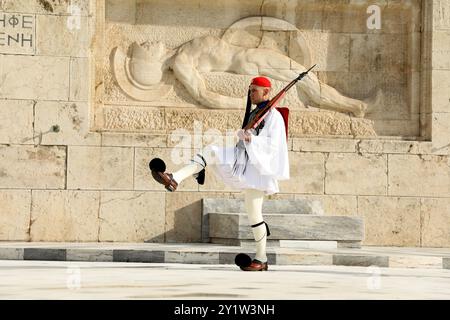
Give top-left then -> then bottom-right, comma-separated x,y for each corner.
0,242 -> 449,270
202,198 -> 364,248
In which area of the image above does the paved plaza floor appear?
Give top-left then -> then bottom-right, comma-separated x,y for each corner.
0,260 -> 449,300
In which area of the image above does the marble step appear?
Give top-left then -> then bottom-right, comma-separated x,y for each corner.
203,198 -> 327,215
201,198 -> 332,242
211,239 -> 346,249
207,212 -> 364,244
279,240 -> 338,249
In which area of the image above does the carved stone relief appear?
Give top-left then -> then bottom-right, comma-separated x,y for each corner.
96,0 -> 423,137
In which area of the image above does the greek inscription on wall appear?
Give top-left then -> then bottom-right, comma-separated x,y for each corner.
436,0 -> 450,30
0,13 -> 35,54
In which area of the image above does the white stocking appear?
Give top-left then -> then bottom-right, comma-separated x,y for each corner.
244,188 -> 267,263
172,153 -> 206,184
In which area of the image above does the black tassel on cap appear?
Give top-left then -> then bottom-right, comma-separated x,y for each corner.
232,90 -> 251,177
241,89 -> 252,129
232,93 -> 267,177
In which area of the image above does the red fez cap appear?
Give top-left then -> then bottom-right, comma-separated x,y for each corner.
251,76 -> 271,88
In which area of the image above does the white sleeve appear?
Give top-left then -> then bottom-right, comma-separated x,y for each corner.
244,110 -> 288,178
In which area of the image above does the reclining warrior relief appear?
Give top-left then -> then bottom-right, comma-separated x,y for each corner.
112,17 -> 378,118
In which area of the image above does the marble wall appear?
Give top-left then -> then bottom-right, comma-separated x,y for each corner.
0,0 -> 449,247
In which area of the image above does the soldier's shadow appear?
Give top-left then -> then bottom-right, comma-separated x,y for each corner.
145,199 -> 203,243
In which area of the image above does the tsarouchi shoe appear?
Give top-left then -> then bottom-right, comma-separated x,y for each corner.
241,259 -> 268,271
149,158 -> 178,192
151,171 -> 178,192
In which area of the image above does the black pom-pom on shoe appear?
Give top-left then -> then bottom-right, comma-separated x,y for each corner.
149,158 -> 166,173
235,253 -> 252,268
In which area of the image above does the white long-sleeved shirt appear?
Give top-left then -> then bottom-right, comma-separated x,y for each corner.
207,107 -> 290,195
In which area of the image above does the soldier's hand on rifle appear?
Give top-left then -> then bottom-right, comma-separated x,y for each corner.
237,129 -> 252,142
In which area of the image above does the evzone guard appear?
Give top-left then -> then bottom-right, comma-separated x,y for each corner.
150,69 -> 314,271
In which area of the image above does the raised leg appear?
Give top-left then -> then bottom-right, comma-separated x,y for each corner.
172,153 -> 207,184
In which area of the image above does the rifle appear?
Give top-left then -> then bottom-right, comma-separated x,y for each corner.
243,64 -> 316,132
232,64 -> 316,176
